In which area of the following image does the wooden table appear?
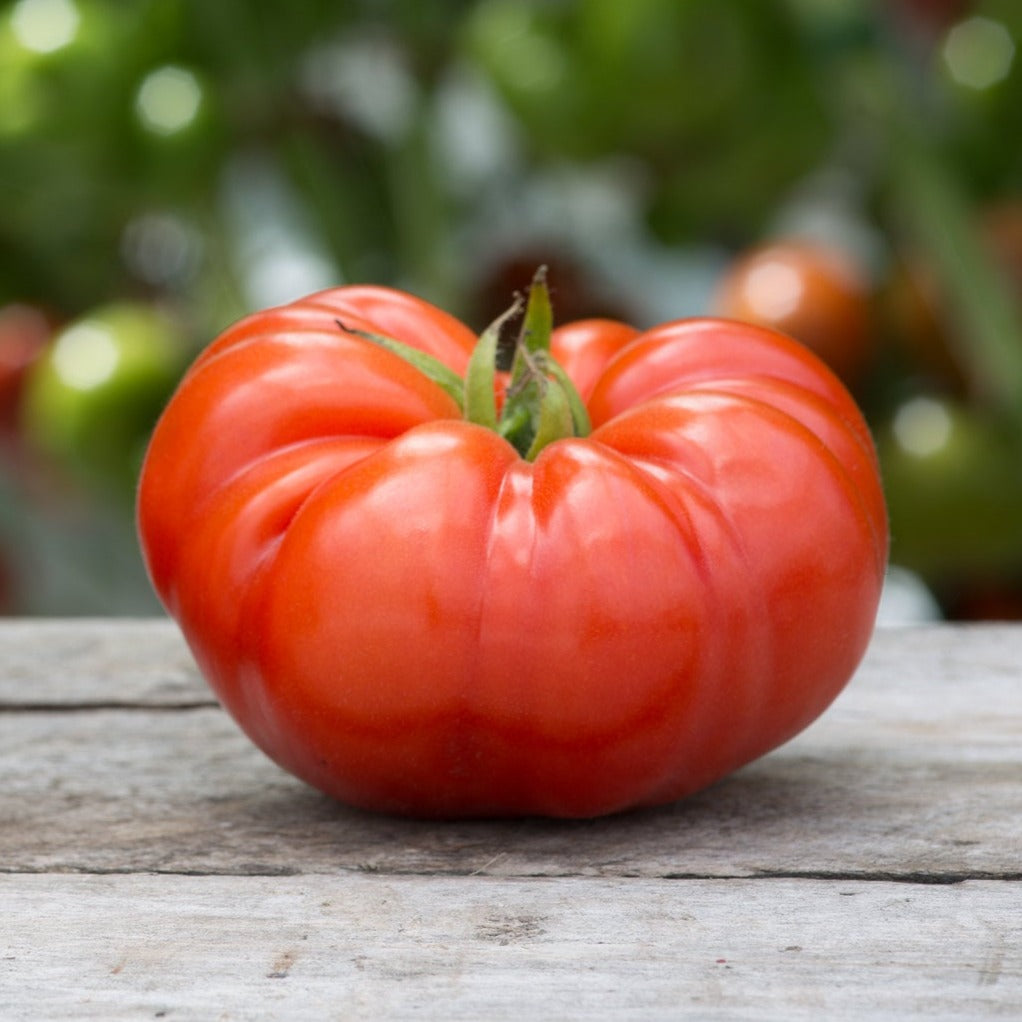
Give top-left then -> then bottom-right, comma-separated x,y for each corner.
1,620 -> 1019,1019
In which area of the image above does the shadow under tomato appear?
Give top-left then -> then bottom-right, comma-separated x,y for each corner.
201,749 -> 877,879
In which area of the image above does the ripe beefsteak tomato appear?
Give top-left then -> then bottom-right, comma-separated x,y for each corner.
137,275 -> 887,819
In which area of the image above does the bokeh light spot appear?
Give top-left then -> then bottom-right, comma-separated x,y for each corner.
744,261 -> 805,320
52,323 -> 119,391
943,16 -> 1015,91
893,397 -> 953,458
135,66 -> 203,136
121,212 -> 202,287
10,0 -> 79,54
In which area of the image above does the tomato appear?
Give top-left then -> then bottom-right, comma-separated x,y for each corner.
21,302 -> 185,495
712,240 -> 874,387
0,304 -> 52,439
549,318 -> 641,402
876,394 -> 1022,583
894,0 -> 971,33
0,546 -> 13,614
137,281 -> 887,819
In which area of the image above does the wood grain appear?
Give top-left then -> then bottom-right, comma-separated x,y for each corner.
1,621 -> 1019,879
0,618 -> 204,707
1,620 -> 1020,1018
3,874 -> 1020,1020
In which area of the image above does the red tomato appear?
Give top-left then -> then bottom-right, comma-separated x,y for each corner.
894,0 -> 971,33
550,318 -> 641,400
712,240 -> 874,386
0,542 -> 14,613
0,304 -> 52,438
137,284 -> 887,819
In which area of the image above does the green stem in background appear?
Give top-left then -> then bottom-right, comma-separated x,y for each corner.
885,134 -> 1022,420
385,97 -> 463,311
862,34 -> 1022,429
280,133 -> 364,286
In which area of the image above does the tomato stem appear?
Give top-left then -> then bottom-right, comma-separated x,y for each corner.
541,353 -> 592,438
337,267 -> 589,461
495,266 -> 591,458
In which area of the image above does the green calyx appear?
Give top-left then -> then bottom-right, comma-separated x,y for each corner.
339,267 -> 590,460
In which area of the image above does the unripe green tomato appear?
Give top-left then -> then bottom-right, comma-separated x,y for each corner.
876,395 -> 1022,581
20,303 -> 184,495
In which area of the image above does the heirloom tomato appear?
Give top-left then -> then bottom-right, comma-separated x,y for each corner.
137,275 -> 887,819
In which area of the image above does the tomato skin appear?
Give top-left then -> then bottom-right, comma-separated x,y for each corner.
549,319 -> 641,400
138,285 -> 887,819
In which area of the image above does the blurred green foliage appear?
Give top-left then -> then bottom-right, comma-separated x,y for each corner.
0,0 -> 1020,616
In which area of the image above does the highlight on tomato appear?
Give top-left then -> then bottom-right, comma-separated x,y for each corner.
137,270 -> 888,819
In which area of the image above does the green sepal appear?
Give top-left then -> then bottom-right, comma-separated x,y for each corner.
538,354 -> 591,438
506,266 -> 553,391
464,298 -> 523,431
521,265 -> 553,355
335,320 -> 465,409
524,376 -> 574,461
335,268 -> 591,462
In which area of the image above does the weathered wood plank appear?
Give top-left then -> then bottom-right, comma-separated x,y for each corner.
1,626 -> 1020,878
2,622 -> 1020,1017
0,618 -> 204,707
3,874 -> 1019,1020
0,617 -> 1015,707
2,619 -> 1022,707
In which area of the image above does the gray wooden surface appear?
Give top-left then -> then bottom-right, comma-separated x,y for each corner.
1,619 -> 1020,1019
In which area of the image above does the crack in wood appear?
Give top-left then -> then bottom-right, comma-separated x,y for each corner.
0,701 -> 218,713
3,864 -> 1022,883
